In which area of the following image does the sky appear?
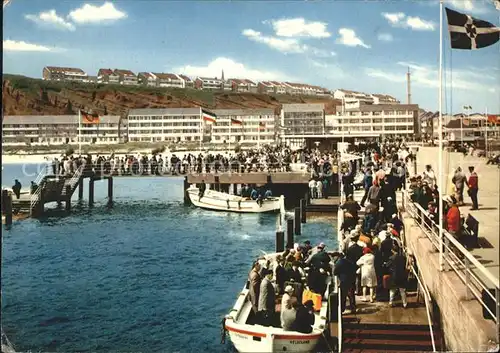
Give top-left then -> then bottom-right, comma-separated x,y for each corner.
3,0 -> 500,113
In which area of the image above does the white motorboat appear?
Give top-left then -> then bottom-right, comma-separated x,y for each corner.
222,253 -> 330,353
187,186 -> 283,213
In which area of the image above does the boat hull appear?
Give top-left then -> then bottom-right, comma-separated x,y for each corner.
187,188 -> 282,213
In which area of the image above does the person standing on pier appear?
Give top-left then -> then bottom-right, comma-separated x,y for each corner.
452,167 -> 467,206
467,166 -> 479,210
198,180 -> 206,201
258,269 -> 276,327
12,179 -> 21,199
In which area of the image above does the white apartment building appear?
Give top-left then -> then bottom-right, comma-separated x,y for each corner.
329,104 -> 419,138
210,109 -> 276,146
371,94 -> 400,105
114,69 -> 138,85
195,77 -> 223,90
178,74 -> 195,88
137,72 -> 157,87
42,66 -> 88,83
127,108 -> 209,143
280,104 -> 325,149
97,68 -> 120,84
2,115 -> 123,146
154,73 -> 184,88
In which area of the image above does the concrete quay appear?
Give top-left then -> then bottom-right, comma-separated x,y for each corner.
402,148 -> 499,352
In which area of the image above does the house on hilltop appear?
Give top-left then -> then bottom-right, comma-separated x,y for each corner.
113,69 -> 138,85
137,72 -> 157,87
229,79 -> 258,93
177,74 -> 194,89
153,73 -> 183,88
97,68 -> 120,84
42,66 -> 88,83
195,77 -> 224,90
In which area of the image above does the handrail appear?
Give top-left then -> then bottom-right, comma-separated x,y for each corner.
403,190 -> 499,338
409,256 -> 437,352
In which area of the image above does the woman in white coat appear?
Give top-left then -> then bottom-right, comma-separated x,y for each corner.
356,247 -> 377,302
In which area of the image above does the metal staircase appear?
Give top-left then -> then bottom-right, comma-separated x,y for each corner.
30,164 -> 84,215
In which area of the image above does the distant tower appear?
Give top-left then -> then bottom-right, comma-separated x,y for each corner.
221,69 -> 225,81
406,67 -> 412,105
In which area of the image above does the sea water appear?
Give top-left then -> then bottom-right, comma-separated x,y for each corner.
1,164 -> 337,352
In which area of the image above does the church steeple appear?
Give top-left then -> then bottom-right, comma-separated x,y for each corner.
221,69 -> 225,81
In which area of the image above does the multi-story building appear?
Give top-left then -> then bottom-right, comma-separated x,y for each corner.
333,89 -> 375,109
127,108 -> 209,143
210,109 -> 276,146
42,66 -> 88,82
371,94 -> 399,105
329,104 -> 420,138
137,72 -> 157,87
229,79 -> 258,93
2,115 -> 123,146
154,73 -> 183,88
195,77 -> 223,90
97,68 -> 120,84
258,81 -> 275,94
178,74 -> 194,89
280,104 -> 325,149
114,69 -> 138,85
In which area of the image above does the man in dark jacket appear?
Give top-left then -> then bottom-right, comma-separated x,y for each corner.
360,169 -> 373,207
12,179 -> 22,199
386,249 -> 409,307
198,180 -> 206,201
292,300 -> 315,333
333,254 -> 358,314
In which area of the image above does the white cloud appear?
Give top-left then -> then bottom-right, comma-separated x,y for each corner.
3,39 -> 58,52
377,33 -> 394,42
365,61 -> 499,92
25,9 -> 75,31
382,12 -> 405,25
242,29 -> 307,54
173,57 -> 290,82
310,60 -> 329,68
68,2 -> 127,24
268,18 -> 331,38
382,12 -> 435,31
444,0 -> 490,14
336,28 -> 370,48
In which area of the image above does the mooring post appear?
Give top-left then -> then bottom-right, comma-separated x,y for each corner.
305,191 -> 310,206
183,176 -> 191,205
107,177 -> 113,205
89,178 -> 95,207
286,219 -> 294,249
294,207 -> 301,235
78,178 -> 84,200
300,199 -> 307,223
214,176 -> 220,192
37,189 -> 45,217
2,190 -> 13,228
275,230 -> 285,253
65,185 -> 71,212
233,183 -> 238,195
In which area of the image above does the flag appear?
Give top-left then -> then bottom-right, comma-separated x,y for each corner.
446,7 -> 500,50
202,109 -> 217,124
258,121 -> 265,130
231,117 -> 243,125
81,110 -> 99,124
463,105 -> 472,110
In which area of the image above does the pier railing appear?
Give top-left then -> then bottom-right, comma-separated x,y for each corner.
403,191 -> 500,341
30,165 -> 52,213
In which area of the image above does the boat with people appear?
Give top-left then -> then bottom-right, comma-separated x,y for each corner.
187,185 -> 283,213
222,252 -> 330,353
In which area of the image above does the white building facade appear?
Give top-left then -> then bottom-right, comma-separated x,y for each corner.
210,109 -> 277,147
127,108 -> 209,143
2,115 -> 123,146
280,104 -> 325,149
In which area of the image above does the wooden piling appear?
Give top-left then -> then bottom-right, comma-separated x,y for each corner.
107,177 -> 113,205
78,178 -> 84,200
214,176 -> 220,192
286,219 -> 294,249
65,185 -> 71,212
233,183 -> 238,195
294,207 -> 301,235
300,199 -> 307,224
275,230 -> 285,253
2,190 -> 12,228
183,176 -> 191,205
89,178 -> 95,207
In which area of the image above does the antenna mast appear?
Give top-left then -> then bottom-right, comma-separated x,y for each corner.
406,66 -> 412,104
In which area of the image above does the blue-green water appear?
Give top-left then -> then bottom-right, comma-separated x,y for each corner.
2,164 -> 337,352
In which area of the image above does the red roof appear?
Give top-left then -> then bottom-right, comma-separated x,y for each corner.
114,69 -> 136,76
45,66 -> 85,74
138,72 -> 155,79
178,74 -> 192,82
154,73 -> 179,80
98,68 -> 114,76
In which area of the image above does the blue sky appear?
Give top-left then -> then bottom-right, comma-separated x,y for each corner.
3,0 -> 500,113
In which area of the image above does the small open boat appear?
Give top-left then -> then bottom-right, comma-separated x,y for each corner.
187,186 -> 283,213
222,253 -> 330,353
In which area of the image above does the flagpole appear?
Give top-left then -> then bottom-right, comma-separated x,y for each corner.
438,0 -> 444,272
461,106 -> 464,144
258,115 -> 260,149
78,109 -> 82,155
485,107 -> 488,156
229,119 -> 231,154
199,108 -> 202,153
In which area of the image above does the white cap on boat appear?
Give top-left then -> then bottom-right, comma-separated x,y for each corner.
284,285 -> 294,293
